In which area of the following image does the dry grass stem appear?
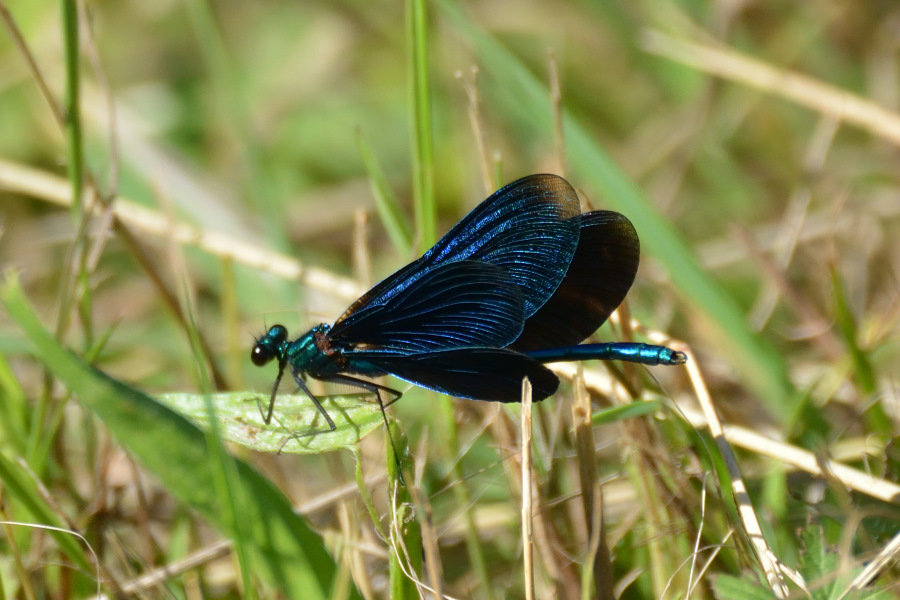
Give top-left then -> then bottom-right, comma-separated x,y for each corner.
0,158 -> 363,301
520,377 -> 535,600
642,30 -> 900,146
682,349 -> 799,597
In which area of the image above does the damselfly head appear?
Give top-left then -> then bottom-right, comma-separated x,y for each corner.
251,324 -> 289,366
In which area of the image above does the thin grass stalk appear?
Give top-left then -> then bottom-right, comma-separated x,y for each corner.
388,423 -> 421,599
440,396 -> 496,600
457,67 -> 494,194
581,480 -> 605,600
547,50 -> 565,177
45,2 -> 96,507
221,257 -> 241,389
355,449 -> 386,541
829,266 -> 882,422
333,503 -> 354,600
60,0 -> 83,219
521,377 -> 535,600
59,0 -> 94,351
406,446 -> 445,599
357,129 -> 414,256
572,366 -> 614,600
352,453 -> 385,597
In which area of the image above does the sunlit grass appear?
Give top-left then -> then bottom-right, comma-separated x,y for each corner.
1,0 -> 899,598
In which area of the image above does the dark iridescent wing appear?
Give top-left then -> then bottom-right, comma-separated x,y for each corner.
335,174 -> 581,325
353,348 -> 560,402
510,211 -> 640,351
329,261 -> 526,353
419,174 -> 581,316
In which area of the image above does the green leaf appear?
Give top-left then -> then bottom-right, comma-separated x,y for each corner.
0,272 -> 359,600
795,524 -> 895,600
592,399 -> 662,425
157,392 -> 383,454
711,573 -> 780,600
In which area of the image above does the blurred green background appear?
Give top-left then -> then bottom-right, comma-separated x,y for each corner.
1,0 -> 899,598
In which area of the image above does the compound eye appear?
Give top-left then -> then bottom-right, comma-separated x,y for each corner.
250,343 -> 272,366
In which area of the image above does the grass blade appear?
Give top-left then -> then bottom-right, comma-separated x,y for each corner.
591,399 -> 662,425
407,0 -> 436,250
357,128 -> 414,255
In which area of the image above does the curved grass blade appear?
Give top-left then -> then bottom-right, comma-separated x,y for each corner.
157,392 -> 383,454
591,399 -> 663,425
